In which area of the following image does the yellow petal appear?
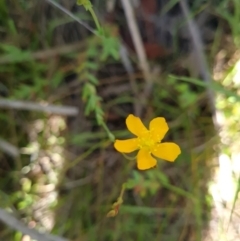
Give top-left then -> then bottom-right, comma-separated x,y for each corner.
152,143 -> 181,162
149,117 -> 169,142
137,148 -> 157,170
114,138 -> 139,153
126,114 -> 148,137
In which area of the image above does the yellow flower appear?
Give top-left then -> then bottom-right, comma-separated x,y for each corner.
114,114 -> 181,170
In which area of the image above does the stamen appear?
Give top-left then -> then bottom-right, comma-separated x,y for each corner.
138,130 -> 156,150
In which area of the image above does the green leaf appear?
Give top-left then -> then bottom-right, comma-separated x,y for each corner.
156,171 -> 169,184
1,44 -> 21,53
51,72 -> 64,88
100,36 -> 120,61
84,95 -> 96,115
85,61 -> 99,70
82,84 -> 90,101
87,45 -> 98,57
86,73 -> 99,84
13,85 -> 32,99
125,179 -> 137,189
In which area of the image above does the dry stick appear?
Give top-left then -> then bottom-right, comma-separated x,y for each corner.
0,42 -> 86,64
119,44 -> 141,116
179,0 -> 220,129
0,99 -> 78,116
0,139 -> 19,158
45,0 -> 97,36
121,0 -> 153,116
0,209 -> 68,241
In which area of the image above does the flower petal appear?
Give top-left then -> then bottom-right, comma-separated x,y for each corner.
137,148 -> 157,170
149,117 -> 169,142
126,114 -> 148,137
114,138 -> 139,153
152,143 -> 181,162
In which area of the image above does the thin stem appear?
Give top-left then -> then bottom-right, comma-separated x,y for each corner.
45,0 -> 98,36
89,8 -> 102,33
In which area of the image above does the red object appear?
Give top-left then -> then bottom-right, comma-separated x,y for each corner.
107,0 -> 170,60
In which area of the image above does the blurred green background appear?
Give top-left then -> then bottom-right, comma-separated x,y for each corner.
0,0 -> 240,241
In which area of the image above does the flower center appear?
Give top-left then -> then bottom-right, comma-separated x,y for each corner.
138,131 -> 156,150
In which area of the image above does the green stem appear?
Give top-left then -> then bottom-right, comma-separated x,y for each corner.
89,8 -> 102,33
119,183 -> 126,200
102,122 -> 115,142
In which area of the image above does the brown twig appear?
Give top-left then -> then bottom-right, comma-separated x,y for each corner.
0,99 -> 79,116
119,44 -> 141,115
0,139 -> 19,158
0,209 -> 68,241
121,0 -> 153,116
179,0 -> 219,129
